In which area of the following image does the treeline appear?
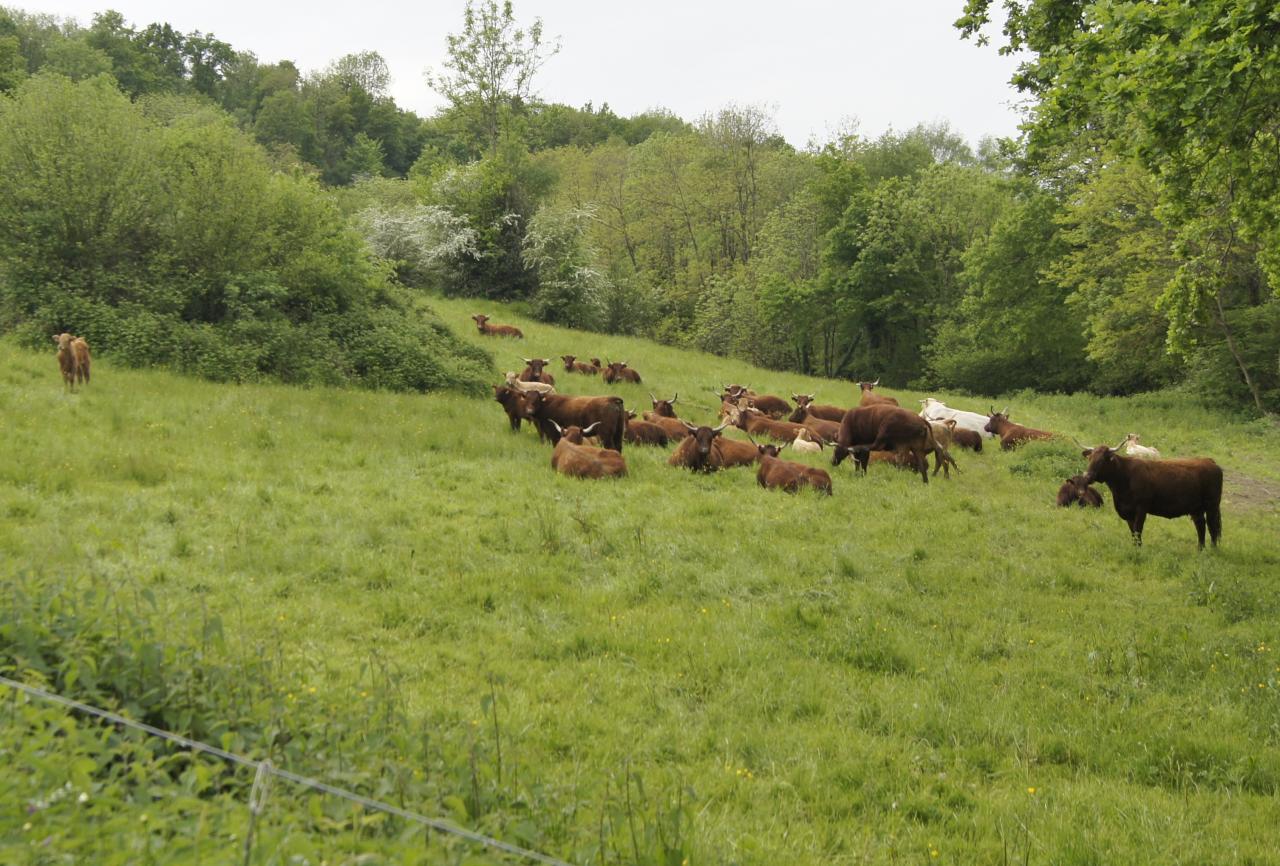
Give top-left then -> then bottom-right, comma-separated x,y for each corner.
1,2 -> 1277,412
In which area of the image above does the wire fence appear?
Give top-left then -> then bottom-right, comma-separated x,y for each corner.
1,675 -> 577,866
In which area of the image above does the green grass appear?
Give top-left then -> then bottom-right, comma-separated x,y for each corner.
3,297 -> 1279,865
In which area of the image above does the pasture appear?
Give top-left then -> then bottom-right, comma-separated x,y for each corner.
2,298 -> 1279,865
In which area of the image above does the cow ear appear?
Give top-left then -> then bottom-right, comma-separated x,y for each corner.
1080,449 -> 1091,458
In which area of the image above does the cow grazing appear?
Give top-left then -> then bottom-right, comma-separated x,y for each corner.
755,444 -> 833,495
1120,433 -> 1161,459
549,422 -> 627,479
561,355 -> 600,375
1081,445 -> 1223,548
71,337 -> 91,385
602,361 -> 642,385
493,385 -> 529,432
522,391 -> 627,452
642,411 -> 692,441
984,408 -> 1054,451
857,379 -> 899,407
832,404 -> 937,484
668,422 -> 757,472
649,393 -> 679,417
624,411 -> 670,447
728,405 -> 809,444
519,357 -> 556,386
789,394 -> 847,423
745,393 -> 791,419
951,428 -> 984,452
504,371 -> 555,395
918,398 -> 995,438
471,314 -> 523,338
53,333 -> 78,390
1057,475 -> 1103,508
791,428 -> 823,454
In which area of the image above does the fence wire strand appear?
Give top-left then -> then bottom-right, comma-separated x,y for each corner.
1,675 -> 576,866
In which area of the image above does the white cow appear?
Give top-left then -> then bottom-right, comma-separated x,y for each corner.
1120,433 -> 1161,459
504,371 -> 555,395
791,427 -> 823,454
918,398 -> 996,438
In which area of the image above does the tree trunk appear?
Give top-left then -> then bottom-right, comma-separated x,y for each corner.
1212,289 -> 1265,414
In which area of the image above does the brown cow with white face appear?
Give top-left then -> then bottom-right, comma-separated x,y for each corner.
472,314 -> 523,338
1080,445 -> 1222,548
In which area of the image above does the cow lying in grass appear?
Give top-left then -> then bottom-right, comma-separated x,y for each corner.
1056,475 -> 1103,508
668,422 -> 758,472
561,355 -> 600,375
549,422 -> 627,479
1120,433 -> 1161,459
791,428 -> 823,454
755,443 -> 832,495
624,411 -> 670,446
1081,445 -> 1222,548
504,372 -> 555,395
985,409 -> 1053,450
472,314 -> 523,338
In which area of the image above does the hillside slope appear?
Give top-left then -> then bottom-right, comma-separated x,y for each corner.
2,305 -> 1279,864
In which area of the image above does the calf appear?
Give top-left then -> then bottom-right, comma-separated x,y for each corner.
642,411 -> 692,441
550,422 -> 627,479
519,357 -> 555,386
1120,433 -> 1161,459
71,337 -> 91,385
728,405 -> 808,444
561,355 -> 600,375
984,409 -> 1053,450
924,419 -> 960,478
1057,475 -> 1103,508
668,422 -> 757,472
857,379 -> 899,407
53,333 -> 78,390
1081,445 -> 1222,548
755,444 -> 833,495
472,314 -> 523,338
522,391 -> 627,452
624,411 -> 670,447
832,404 -> 937,484
504,371 -> 555,395
493,385 -> 529,432
791,428 -> 823,454
602,361 -> 642,385
789,394 -> 847,423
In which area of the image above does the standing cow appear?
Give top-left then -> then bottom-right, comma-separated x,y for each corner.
1080,445 -> 1222,548
832,404 -> 937,484
522,391 -> 627,452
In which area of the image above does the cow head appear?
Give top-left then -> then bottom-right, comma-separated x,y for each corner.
683,421 -> 729,466
471,314 -> 489,330
755,442 -> 782,459
493,384 -> 526,409
650,392 -> 678,417
522,357 -> 549,378
589,357 -> 602,368
983,408 -> 1010,434
54,332 -> 74,350
1080,445 -> 1122,485
857,379 -> 880,392
521,389 -> 548,418
561,354 -> 577,371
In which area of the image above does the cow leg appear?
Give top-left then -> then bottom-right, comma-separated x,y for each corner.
1206,505 -> 1222,547
1129,509 -> 1147,546
1191,513 -> 1207,550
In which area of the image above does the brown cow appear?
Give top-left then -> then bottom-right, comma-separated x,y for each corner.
71,337 -> 91,385
984,408 -> 1053,450
649,393 -> 679,417
550,422 -> 627,479
523,391 -> 627,452
519,357 -> 556,386
471,314 -> 523,338
561,355 -> 600,375
789,408 -> 841,444
53,333 -> 78,390
951,428 -> 984,452
728,406 -> 808,444
1057,475 -> 1103,508
589,357 -> 602,368
857,379 -> 899,407
602,361 -> 642,385
1081,445 -> 1223,548
755,443 -> 833,495
624,411 -> 670,447
668,422 -> 757,472
493,385 -> 529,432
789,394 -> 847,423
745,393 -> 791,419
642,412 -> 692,441
831,404 -> 937,484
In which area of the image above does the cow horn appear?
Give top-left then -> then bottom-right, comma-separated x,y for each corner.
712,421 -> 730,432
681,420 -> 700,432
670,393 -> 677,403
521,357 -> 532,364
582,421 -> 602,436
549,419 -> 563,434
1001,406 -> 1009,416
649,392 -> 657,403
621,360 -> 628,367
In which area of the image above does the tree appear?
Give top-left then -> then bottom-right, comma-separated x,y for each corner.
426,0 -> 559,154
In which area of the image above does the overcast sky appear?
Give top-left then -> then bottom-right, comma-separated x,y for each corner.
15,0 -> 1027,147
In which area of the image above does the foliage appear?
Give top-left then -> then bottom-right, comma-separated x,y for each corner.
0,73 -> 491,394
522,203 -> 608,329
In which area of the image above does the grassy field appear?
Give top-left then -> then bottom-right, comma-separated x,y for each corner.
3,296 -> 1279,865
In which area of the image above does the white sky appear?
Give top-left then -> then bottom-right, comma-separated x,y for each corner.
14,0 -> 1027,148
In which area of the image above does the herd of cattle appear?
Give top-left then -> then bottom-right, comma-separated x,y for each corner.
477,313 -> 1225,549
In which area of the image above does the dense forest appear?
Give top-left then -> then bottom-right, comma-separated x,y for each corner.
0,1 -> 1277,412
